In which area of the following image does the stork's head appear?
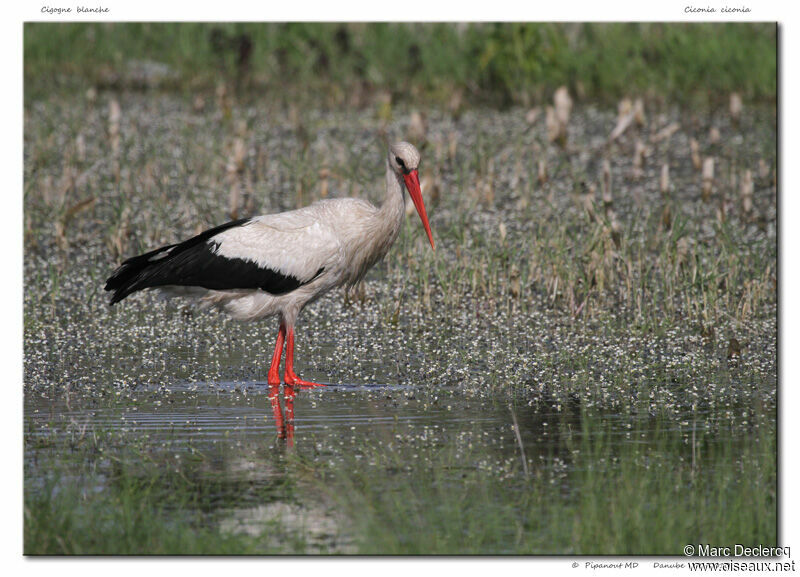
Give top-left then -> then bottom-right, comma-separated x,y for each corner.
389,141 -> 434,250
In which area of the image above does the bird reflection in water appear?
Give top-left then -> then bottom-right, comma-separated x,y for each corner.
268,384 -> 296,447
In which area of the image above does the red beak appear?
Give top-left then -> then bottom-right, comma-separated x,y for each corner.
403,170 -> 435,250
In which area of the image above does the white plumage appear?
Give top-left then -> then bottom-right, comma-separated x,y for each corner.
106,142 -> 434,387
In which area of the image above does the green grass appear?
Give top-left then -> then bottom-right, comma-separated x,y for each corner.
25,477 -> 269,555
323,414 -> 776,554
23,22 -> 776,106
24,450 -> 316,555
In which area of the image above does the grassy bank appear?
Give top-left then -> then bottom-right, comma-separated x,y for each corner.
24,22 -> 776,106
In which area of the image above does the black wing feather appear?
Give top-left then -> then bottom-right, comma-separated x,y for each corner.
105,218 -> 322,304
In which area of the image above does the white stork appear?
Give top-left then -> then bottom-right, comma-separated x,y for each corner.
105,142 -> 434,388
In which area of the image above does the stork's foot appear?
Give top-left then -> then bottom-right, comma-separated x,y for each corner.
284,370 -> 326,388
267,370 -> 282,387
282,327 -> 325,387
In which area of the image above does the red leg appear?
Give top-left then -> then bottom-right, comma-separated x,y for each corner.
284,327 -> 325,388
267,322 -> 286,386
283,385 -> 296,447
268,384 -> 286,439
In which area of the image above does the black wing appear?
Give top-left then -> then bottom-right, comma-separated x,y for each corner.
105,218 -> 322,304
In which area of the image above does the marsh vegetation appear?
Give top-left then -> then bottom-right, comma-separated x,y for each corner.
24,23 -> 776,555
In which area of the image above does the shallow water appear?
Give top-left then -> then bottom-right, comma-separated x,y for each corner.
23,348 -> 776,554
25,376 -> 767,479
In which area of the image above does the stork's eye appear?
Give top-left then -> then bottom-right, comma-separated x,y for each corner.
395,156 -> 405,167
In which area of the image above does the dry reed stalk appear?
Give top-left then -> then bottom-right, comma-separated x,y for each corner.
676,237 -> 691,269
608,112 -> 634,141
661,203 -> 672,230
660,163 -> 670,196
62,196 -> 95,221
740,169 -> 754,216
602,159 -> 612,214
609,214 -> 622,248
56,196 -> 96,252
41,175 -> 53,207
580,183 -> 597,222
482,159 -> 495,206
660,163 -> 671,230
424,172 -> 440,205
730,93 -> 743,125
58,164 -> 76,208
76,134 -> 86,163
448,132 -> 459,160
633,98 -> 646,126
554,86 -> 572,127
690,138 -> 702,170
232,137 -> 246,171
111,205 -> 132,260
448,88 -> 464,118
545,106 -> 559,143
54,221 -> 67,252
143,161 -> 156,196
108,99 -> 121,182
702,157 -> 715,202
409,110 -> 427,143
632,140 -> 646,178
228,181 -> 241,219
609,98 -> 635,141
547,86 -> 572,146
319,167 -> 330,198
423,284 -> 432,310
236,119 -> 248,138
538,158 -> 548,185
108,99 -> 121,155
650,122 -> 679,143
508,264 -> 520,300
716,200 -> 727,224
618,98 -> 633,117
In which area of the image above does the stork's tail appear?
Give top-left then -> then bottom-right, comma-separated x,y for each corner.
104,244 -> 178,305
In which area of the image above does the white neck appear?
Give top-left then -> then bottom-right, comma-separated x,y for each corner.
342,160 -> 406,286
379,158 -> 406,224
